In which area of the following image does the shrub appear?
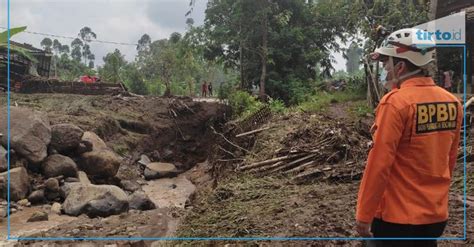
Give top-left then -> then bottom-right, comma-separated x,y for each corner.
228,90 -> 263,118
268,98 -> 287,114
218,81 -> 236,101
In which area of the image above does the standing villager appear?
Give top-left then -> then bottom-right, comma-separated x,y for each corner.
201,81 -> 208,98
208,82 -> 213,97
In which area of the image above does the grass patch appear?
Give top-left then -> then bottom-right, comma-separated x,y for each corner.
176,174 -> 295,239
296,90 -> 365,113
348,100 -> 373,118
112,143 -> 129,156
174,172 -> 359,244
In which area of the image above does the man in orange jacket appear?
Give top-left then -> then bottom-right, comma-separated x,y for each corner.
356,28 -> 463,246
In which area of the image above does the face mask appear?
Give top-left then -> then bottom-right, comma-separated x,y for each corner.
379,59 -> 421,90
379,68 -> 389,85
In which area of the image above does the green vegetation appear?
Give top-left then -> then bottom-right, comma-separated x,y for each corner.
21,0 -> 429,104
349,100 -> 373,118
228,91 -> 263,119
297,90 -> 365,113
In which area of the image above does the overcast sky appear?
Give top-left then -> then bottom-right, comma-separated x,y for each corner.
0,0 -> 346,71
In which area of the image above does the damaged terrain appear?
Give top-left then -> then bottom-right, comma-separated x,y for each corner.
0,92 -> 229,245
176,102 -> 473,246
0,93 -> 472,247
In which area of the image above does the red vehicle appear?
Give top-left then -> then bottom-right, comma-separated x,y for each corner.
80,75 -> 101,84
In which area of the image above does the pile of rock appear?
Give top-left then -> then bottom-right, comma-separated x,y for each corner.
0,107 -> 155,221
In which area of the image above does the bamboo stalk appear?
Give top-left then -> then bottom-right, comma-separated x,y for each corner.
283,161 -> 316,175
236,127 -> 270,138
251,161 -> 285,174
269,154 -> 317,173
238,153 -> 305,171
292,167 -> 324,184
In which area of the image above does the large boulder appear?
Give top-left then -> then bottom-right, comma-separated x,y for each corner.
59,182 -> 81,199
80,150 -> 121,178
120,180 -> 141,192
50,124 -> 84,154
77,171 -> 91,184
44,178 -> 61,201
27,211 -> 48,222
41,154 -> 78,178
0,107 -> 51,163
0,146 -> 7,173
0,167 -> 30,201
128,191 -> 156,211
138,154 -> 151,166
81,132 -> 107,150
28,190 -> 46,204
144,162 -> 179,180
62,184 -> 128,217
79,132 -> 121,178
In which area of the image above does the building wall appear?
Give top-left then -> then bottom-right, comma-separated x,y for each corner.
432,0 -> 474,93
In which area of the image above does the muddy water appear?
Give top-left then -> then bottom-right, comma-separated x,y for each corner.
142,173 -> 196,209
0,173 -> 196,244
0,206 -> 76,244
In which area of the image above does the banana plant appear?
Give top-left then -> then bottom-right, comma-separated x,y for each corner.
0,26 -> 37,67
0,26 -> 27,43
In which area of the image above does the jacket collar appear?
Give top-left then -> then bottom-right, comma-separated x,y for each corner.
400,76 -> 436,89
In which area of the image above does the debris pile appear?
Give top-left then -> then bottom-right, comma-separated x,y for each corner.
238,115 -> 372,184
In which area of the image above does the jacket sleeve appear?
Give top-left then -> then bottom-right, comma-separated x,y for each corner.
448,103 -> 463,176
356,102 -> 405,223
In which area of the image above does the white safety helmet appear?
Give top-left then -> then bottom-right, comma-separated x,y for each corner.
371,28 -> 435,67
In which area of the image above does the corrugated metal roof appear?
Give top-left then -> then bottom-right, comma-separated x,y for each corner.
10,40 -> 52,56
436,0 -> 473,18
466,6 -> 474,22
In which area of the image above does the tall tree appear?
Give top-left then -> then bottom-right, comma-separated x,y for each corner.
52,39 -> 62,55
186,18 -> 195,28
51,39 -> 62,77
136,34 -> 152,67
120,63 -> 148,95
170,32 -> 182,44
99,49 -> 127,83
88,53 -> 95,68
78,27 -> 97,66
40,38 -> 53,52
151,39 -> 177,96
60,45 -> 70,56
79,26 -> 97,43
137,34 -> 152,54
203,0 -> 355,103
82,44 -> 92,66
71,38 -> 83,62
345,42 -> 363,74
348,0 -> 430,107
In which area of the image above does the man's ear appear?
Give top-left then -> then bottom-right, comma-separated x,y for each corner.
396,61 -> 406,77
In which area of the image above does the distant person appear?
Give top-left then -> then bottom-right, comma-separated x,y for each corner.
444,70 -> 452,92
208,82 -> 213,97
201,81 -> 208,98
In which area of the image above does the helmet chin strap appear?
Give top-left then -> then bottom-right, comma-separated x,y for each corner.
386,56 -> 422,89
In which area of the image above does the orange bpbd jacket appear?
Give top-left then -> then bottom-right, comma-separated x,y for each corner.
356,76 -> 463,225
